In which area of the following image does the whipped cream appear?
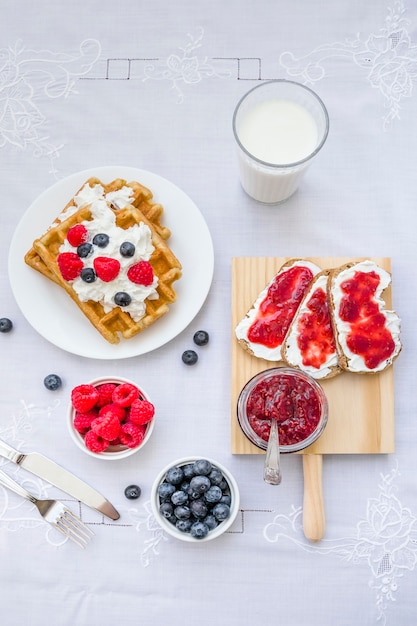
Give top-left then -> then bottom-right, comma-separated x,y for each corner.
59,184 -> 159,322
235,259 -> 321,361
283,272 -> 339,379
58,182 -> 135,221
330,260 -> 401,372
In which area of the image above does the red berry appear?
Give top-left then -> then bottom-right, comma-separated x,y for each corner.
85,429 -> 109,453
57,252 -> 84,281
93,257 -> 120,282
96,383 -> 118,407
66,224 -> 89,247
73,410 -> 97,434
71,384 -> 99,412
91,414 -> 121,441
119,422 -> 146,448
129,398 -> 155,425
99,403 -> 126,421
127,261 -> 154,286
112,383 -> 140,408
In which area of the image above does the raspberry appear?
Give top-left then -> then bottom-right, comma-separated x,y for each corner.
129,398 -> 155,426
119,422 -> 146,449
66,224 -> 89,247
85,429 -> 109,453
96,383 -> 118,407
93,257 -> 120,282
57,252 -> 84,281
99,403 -> 126,421
73,410 -> 97,434
112,383 -> 140,408
92,414 -> 121,441
127,261 -> 154,286
71,384 -> 99,412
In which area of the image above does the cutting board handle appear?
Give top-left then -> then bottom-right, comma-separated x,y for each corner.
302,454 -> 325,542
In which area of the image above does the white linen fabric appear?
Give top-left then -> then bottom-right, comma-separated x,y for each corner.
0,1 -> 417,625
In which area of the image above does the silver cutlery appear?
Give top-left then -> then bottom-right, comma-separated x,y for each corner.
0,438 -> 119,520
0,469 -> 94,548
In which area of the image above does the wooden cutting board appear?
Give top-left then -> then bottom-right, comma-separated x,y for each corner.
231,257 -> 396,541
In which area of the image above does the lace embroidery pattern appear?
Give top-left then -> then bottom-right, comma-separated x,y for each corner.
263,463 -> 417,625
0,399 -> 72,547
128,500 -> 169,567
279,0 -> 417,129
142,28 -> 231,103
0,39 -> 101,167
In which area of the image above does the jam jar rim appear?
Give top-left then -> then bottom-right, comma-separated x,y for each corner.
236,366 -> 328,453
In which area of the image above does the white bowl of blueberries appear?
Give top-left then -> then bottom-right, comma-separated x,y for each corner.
151,457 -> 240,542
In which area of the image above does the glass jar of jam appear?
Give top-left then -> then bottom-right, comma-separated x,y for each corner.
237,367 -> 328,453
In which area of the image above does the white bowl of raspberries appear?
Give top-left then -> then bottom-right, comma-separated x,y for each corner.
67,376 -> 155,460
151,457 -> 240,541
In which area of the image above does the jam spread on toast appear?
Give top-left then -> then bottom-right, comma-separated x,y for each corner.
338,270 -> 396,369
247,265 -> 315,349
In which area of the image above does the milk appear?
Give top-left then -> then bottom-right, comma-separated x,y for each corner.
238,99 -> 318,165
233,81 -> 329,204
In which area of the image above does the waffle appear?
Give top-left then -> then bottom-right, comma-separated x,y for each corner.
24,178 -> 182,344
25,178 -> 172,283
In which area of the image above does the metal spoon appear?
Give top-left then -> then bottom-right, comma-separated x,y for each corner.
263,396 -> 282,485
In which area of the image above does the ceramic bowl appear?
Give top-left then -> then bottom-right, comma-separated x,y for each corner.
151,456 -> 240,542
237,367 -> 328,453
67,376 -> 155,460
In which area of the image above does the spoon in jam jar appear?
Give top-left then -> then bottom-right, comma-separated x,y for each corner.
263,394 -> 282,485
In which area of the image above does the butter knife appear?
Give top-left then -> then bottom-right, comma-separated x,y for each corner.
0,438 -> 120,520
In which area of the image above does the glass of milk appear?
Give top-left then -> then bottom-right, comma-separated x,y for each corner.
232,80 -> 329,204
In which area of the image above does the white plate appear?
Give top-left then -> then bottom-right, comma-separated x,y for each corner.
8,166 -> 214,359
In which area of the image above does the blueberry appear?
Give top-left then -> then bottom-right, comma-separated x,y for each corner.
182,463 -> 195,479
176,519 -> 193,533
204,485 -> 223,504
180,480 -> 190,493
165,466 -> 184,485
120,241 -> 135,257
80,268 -> 96,283
77,243 -> 93,258
171,490 -> 188,506
208,468 -> 224,486
189,475 -> 211,494
218,478 -> 229,491
182,350 -> 198,365
212,502 -> 230,521
220,494 -> 232,506
203,514 -> 218,530
0,318 -> 13,333
187,488 -> 203,501
193,330 -> 209,346
93,233 -> 109,248
190,521 -> 209,539
124,484 -> 141,500
158,482 -> 176,500
190,499 -> 208,519
43,374 -> 62,391
114,292 -> 132,307
159,502 -> 174,518
192,459 -> 212,476
174,505 -> 191,520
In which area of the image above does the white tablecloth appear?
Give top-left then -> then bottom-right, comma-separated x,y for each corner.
1,1 -> 416,624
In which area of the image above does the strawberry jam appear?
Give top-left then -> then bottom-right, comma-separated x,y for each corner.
242,370 -> 326,448
296,286 -> 336,369
247,265 -> 315,349
338,270 -> 396,370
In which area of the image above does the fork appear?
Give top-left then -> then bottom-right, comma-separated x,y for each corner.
0,469 -> 94,548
